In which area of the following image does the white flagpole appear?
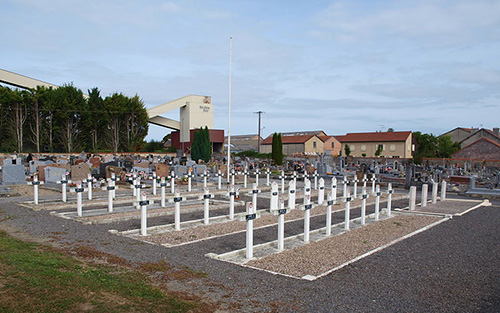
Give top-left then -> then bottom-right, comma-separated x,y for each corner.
227,36 -> 232,181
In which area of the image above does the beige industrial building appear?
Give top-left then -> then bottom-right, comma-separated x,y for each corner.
261,134 -> 325,155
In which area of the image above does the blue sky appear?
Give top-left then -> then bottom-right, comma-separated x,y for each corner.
2,0 -> 500,140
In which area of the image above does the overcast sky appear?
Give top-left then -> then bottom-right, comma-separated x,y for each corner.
2,0 -> 500,140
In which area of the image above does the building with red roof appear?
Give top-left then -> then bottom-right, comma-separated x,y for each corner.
337,131 -> 413,158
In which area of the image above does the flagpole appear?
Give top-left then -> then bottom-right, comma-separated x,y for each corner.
227,37 -> 232,181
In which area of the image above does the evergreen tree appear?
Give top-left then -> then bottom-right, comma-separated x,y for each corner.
202,126 -> 212,162
191,129 -> 202,162
277,133 -> 283,165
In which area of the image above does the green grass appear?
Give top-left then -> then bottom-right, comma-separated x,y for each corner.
0,231 -> 202,313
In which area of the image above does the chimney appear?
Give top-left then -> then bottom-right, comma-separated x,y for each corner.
493,127 -> 499,137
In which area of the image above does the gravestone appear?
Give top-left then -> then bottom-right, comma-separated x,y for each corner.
56,158 -> 69,164
88,157 -> 101,169
44,166 -> 68,183
99,161 -> 118,177
124,157 -> 133,171
3,158 -> 22,166
154,163 -> 170,177
2,163 -> 26,185
186,160 -> 196,167
71,163 -> 91,181
133,162 -> 151,173
174,165 -> 188,177
29,160 -> 54,174
38,163 -> 70,182
103,155 -> 115,163
194,165 -> 207,176
105,165 -> 123,179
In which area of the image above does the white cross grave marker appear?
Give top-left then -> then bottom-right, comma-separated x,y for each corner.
421,183 -> 428,207
360,187 -> 368,225
152,171 -> 157,195
70,182 -> 87,217
331,177 -> 337,203
387,183 -> 394,217
201,170 -> 210,189
102,180 -> 118,213
251,183 -> 261,210
186,169 -> 194,192
291,171 -> 298,186
239,202 -> 261,260
226,185 -> 238,220
371,174 -> 377,194
199,187 -> 214,225
265,168 -> 271,186
270,197 -> 288,251
170,190 -> 185,230
318,177 -> 325,205
169,171 -> 177,194
136,192 -> 154,236
160,176 -> 167,207
303,178 -> 312,205
254,169 -> 260,187
299,193 -> 314,243
215,170 -> 223,190
343,176 -> 349,199
432,181 -> 438,204
270,182 -> 279,211
440,180 -> 447,201
28,174 -> 44,205
243,168 -> 249,188
134,177 -> 145,209
325,192 -> 335,236
278,171 -> 286,194
409,186 -> 417,211
85,173 -> 96,200
56,173 -> 71,203
288,180 -> 296,210
313,170 -> 319,190
344,189 -> 352,230
374,185 -> 381,221
352,176 -> 359,198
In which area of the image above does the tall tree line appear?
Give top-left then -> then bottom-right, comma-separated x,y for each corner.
0,84 -> 149,153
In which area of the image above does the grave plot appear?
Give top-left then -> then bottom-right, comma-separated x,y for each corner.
113,183 -> 408,248
397,198 -> 490,217
206,184 -> 491,281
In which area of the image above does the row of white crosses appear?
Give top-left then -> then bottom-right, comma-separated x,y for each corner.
241,175 -> 399,260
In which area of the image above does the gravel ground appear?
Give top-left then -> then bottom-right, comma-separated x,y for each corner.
247,214 -> 441,278
0,190 -> 498,312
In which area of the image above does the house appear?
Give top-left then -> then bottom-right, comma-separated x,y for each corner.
260,134 -> 324,155
440,127 -> 500,148
458,128 -> 500,148
451,137 -> 500,160
337,131 -> 413,158
318,135 -> 341,156
224,134 -> 262,152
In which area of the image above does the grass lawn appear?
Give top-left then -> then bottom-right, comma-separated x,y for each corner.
0,230 -> 207,312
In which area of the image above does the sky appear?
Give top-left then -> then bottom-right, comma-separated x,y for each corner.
2,0 -> 500,141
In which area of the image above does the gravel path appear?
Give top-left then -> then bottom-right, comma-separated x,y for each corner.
0,190 -> 498,312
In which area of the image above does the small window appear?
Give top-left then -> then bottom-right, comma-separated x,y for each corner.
331,142 -> 335,148
390,144 -> 396,151
313,141 -> 317,148
361,145 -> 366,151
378,144 -> 384,151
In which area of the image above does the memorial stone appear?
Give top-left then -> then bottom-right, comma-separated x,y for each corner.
71,163 -> 91,181
2,163 -> 26,185
44,166 -> 69,183
154,163 -> 170,177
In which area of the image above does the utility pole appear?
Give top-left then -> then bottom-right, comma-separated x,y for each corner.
254,111 -> 264,153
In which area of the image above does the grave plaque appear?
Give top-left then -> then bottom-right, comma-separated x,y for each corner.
2,164 -> 25,185
154,163 -> 169,177
71,163 -> 91,181
44,166 -> 68,183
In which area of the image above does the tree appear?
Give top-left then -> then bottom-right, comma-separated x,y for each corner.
344,144 -> 351,157
191,129 -> 202,162
375,145 -> 383,157
202,126 -> 212,162
53,84 -> 86,153
271,133 -> 283,165
436,135 -> 461,158
83,87 -> 106,152
103,93 -> 128,153
123,95 -> 149,152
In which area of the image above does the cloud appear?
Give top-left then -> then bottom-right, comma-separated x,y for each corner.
312,0 -> 500,47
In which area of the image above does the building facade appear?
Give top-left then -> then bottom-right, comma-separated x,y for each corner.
338,131 -> 413,158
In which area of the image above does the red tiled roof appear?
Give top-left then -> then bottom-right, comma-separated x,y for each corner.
262,134 -> 316,144
337,131 -> 411,143
455,137 -> 500,153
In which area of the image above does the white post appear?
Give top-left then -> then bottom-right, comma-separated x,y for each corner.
303,178 -> 311,205
371,174 -> 376,194
187,171 -> 193,192
313,170 -> 318,190
245,202 -> 256,259
440,180 -> 447,201
152,172 -> 157,195
174,190 -> 182,231
344,190 -> 352,230
252,183 -> 259,210
203,187 -> 211,225
170,171 -> 176,194
361,187 -> 368,225
375,185 -> 381,221
30,174 -> 42,205
343,176 -> 348,199
303,194 -> 312,243
131,172 -> 137,196
326,193 -> 333,236
318,177 -> 325,205
86,173 -> 93,201
279,171 -> 285,194
135,177 -> 142,209
421,183 -> 428,207
265,169 -> 270,186
331,177 -> 337,202
255,170 -> 260,187
56,173 -> 69,203
229,185 -> 236,220
160,176 -> 166,207
288,180 -> 296,210
203,170 -> 208,189
140,193 -> 148,236
292,171 -> 297,186
387,183 -> 393,217
362,174 -> 367,189
353,176 -> 359,198
76,182 -> 84,217
231,169 -> 235,186
270,182 -> 279,211
409,186 -> 417,211
277,198 -> 286,251
432,182 -> 438,204
110,172 -> 117,199
217,170 -> 222,190
243,168 -> 248,188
